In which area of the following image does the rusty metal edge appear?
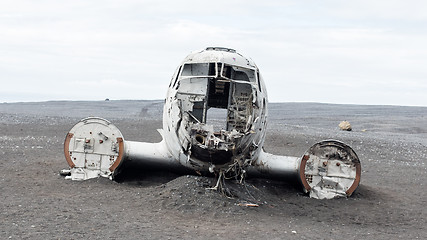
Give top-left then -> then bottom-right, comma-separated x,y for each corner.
299,155 -> 311,192
64,133 -> 75,168
109,137 -> 124,171
346,162 -> 361,196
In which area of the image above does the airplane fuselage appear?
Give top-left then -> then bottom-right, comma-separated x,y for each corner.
162,47 -> 268,174
62,47 -> 361,199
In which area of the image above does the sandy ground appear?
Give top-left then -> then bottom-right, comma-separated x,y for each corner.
0,100 -> 426,239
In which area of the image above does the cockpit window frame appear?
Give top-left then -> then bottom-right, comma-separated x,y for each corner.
256,70 -> 262,92
172,65 -> 182,88
180,63 -> 218,78
176,62 -> 262,92
219,64 -> 256,83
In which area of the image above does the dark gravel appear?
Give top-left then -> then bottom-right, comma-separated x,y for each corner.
0,100 -> 426,239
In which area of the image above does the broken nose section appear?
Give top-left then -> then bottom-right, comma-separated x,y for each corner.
62,117 -> 125,180
190,124 -> 243,165
298,140 -> 361,199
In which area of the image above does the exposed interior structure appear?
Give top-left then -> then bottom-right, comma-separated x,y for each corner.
174,61 -> 258,165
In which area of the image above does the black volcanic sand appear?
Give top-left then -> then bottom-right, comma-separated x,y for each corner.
0,100 -> 426,239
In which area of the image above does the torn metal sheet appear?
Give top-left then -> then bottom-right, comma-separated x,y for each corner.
61,47 -> 362,199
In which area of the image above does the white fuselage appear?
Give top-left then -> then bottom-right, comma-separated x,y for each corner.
162,47 -> 268,173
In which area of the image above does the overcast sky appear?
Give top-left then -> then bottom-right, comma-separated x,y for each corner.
1,0 -> 426,106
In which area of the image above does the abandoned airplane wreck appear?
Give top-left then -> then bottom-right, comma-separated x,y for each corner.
62,47 -> 361,199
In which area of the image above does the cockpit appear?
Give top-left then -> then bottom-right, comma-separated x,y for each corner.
173,62 -> 259,132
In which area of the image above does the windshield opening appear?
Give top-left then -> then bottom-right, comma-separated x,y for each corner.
181,63 -> 216,77
220,64 -> 256,82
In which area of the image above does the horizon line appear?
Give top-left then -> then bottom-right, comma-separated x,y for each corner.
1,99 -> 426,108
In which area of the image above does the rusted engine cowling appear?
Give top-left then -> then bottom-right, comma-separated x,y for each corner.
298,140 -> 361,199
62,117 -> 125,180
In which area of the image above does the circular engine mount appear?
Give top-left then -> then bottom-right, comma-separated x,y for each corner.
63,117 -> 125,180
298,140 -> 361,199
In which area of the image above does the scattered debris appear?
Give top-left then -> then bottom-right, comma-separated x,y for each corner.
238,202 -> 259,207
